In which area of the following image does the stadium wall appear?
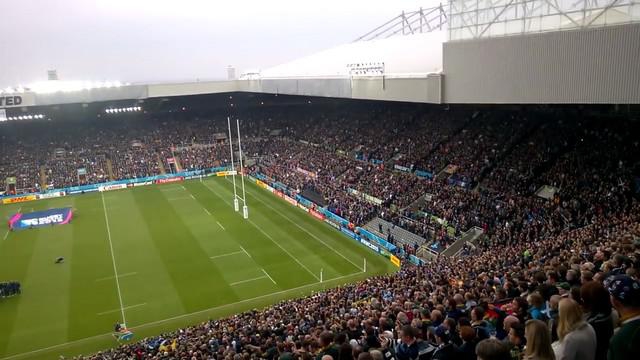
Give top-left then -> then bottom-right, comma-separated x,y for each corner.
351,75 -> 442,103
442,23 -> 640,104
258,78 -> 352,98
147,81 -> 236,98
34,85 -> 148,106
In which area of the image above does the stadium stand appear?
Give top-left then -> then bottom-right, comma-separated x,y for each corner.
1,99 -> 639,359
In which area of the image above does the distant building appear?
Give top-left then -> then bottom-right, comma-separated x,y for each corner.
227,66 -> 236,81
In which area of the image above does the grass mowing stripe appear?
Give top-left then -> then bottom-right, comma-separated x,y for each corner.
66,193 -> 121,346
184,181 -> 314,289
248,218 -> 321,281
219,178 -> 399,281
237,180 -> 385,273
100,192 -> 127,326
213,179 -> 349,279
0,215 -> 42,356
0,270 -> 366,360
104,189 -> 187,329
244,185 -> 364,272
6,201 -> 76,355
0,179 -> 399,359
201,181 -> 321,281
131,188 -> 239,312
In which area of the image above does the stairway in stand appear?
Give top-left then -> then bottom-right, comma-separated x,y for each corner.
39,165 -> 47,189
106,159 -> 115,180
156,154 -> 166,175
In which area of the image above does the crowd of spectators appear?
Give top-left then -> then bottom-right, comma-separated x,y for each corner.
75,202 -> 640,360
1,103 -> 639,359
1,105 -> 638,254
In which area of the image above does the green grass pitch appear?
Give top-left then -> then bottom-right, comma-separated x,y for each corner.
0,177 -> 397,359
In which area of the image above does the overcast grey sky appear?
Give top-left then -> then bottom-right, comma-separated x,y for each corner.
0,0 -> 440,88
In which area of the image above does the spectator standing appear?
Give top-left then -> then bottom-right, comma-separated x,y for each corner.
553,298 -> 596,360
431,325 -> 457,360
604,275 -> 640,360
580,281 -> 613,360
476,338 -> 511,360
506,323 -> 526,360
457,325 -> 477,360
524,320 -> 555,360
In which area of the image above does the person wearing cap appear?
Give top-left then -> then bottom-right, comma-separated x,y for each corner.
431,325 -> 457,360
604,274 -> 640,360
556,282 -> 571,297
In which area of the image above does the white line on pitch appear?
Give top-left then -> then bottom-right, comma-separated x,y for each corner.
189,194 -> 196,200
0,271 -> 367,360
230,276 -> 267,286
248,218 -> 321,281
248,188 -> 364,271
262,268 -> 277,284
216,221 -> 225,230
100,192 -> 127,325
203,208 -> 211,215
202,181 -> 320,281
95,272 -> 138,282
97,303 -> 146,316
210,251 -> 244,259
180,185 -> 187,190
239,245 -> 252,258
160,187 -> 183,192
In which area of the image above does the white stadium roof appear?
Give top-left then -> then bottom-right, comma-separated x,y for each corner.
260,31 -> 446,78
